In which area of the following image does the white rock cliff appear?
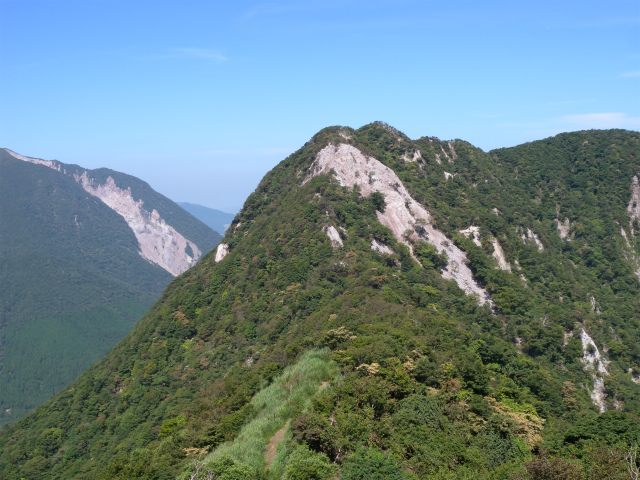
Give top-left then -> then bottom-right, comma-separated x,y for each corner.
74,173 -> 201,276
580,329 -> 609,413
306,143 -> 492,306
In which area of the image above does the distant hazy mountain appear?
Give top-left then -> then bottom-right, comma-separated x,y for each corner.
0,148 -> 222,425
178,202 -> 236,235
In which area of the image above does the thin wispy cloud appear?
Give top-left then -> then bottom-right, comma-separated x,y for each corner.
244,3 -> 310,18
256,147 -> 295,155
619,70 -> 640,78
201,149 -> 242,156
542,99 -> 596,106
241,1 -> 420,31
201,147 -> 294,157
495,112 -> 640,146
498,121 -> 545,128
544,16 -> 640,29
125,152 -> 174,159
561,112 -> 640,130
499,113 -> 640,131
166,48 -> 227,62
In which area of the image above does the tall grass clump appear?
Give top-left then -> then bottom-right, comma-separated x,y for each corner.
205,349 -> 340,473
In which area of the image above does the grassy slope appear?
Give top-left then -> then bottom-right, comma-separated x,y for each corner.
205,349 -> 339,473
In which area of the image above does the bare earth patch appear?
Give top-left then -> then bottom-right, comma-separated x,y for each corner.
265,421 -> 289,468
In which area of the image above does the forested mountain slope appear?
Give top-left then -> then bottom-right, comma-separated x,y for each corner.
1,126 -> 638,479
0,149 -> 221,426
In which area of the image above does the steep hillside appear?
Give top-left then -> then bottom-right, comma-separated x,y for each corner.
0,149 -> 221,426
177,202 -> 235,235
1,126 -> 639,480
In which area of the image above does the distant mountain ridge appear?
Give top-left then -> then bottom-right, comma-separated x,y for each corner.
178,202 -> 236,235
0,148 -> 221,425
4,149 -> 221,275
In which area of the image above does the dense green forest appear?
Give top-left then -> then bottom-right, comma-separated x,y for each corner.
0,149 -> 220,426
0,126 -> 638,479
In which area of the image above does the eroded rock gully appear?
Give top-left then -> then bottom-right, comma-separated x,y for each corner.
305,143 -> 492,306
75,173 -> 201,276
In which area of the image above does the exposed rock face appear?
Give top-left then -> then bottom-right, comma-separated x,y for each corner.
306,143 -> 492,306
75,173 -> 201,276
459,226 -> 511,272
625,176 -> 640,281
324,225 -> 343,248
448,142 -> 458,160
214,243 -> 229,263
491,238 -> 511,272
621,226 -> 631,246
371,239 -> 393,255
459,226 -> 482,247
628,175 -> 640,231
619,226 -> 640,278
517,227 -> 544,251
580,329 -> 609,413
440,145 -> 453,163
556,218 -> 571,240
402,150 -> 422,163
589,295 -> 600,314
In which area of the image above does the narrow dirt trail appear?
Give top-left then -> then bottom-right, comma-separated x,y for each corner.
265,420 -> 289,468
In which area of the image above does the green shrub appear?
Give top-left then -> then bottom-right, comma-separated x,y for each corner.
282,445 -> 337,480
341,448 -> 410,480
179,456 -> 256,480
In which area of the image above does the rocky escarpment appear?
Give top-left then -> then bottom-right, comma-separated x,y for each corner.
628,175 -> 640,230
75,173 -> 201,276
7,149 -> 203,276
580,329 -> 610,413
623,175 -> 640,281
324,225 -> 344,248
556,217 -> 571,240
516,227 -> 544,251
305,143 -> 492,306
458,226 -> 511,272
214,243 -> 229,263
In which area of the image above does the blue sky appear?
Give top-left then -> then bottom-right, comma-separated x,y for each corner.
1,0 -> 639,212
